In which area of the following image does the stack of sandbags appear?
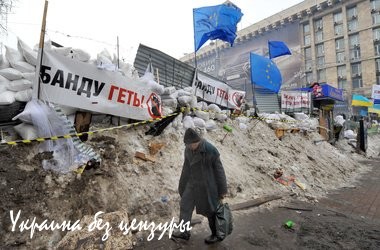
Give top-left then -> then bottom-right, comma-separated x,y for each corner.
0,38 -> 36,106
161,86 -> 178,110
177,87 -> 197,108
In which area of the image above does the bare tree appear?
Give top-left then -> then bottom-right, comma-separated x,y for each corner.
0,0 -> 14,31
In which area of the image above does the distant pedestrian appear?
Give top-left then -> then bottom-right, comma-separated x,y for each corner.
172,128 -> 228,244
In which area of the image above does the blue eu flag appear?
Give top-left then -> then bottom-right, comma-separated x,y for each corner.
268,40 -> 292,59
250,53 -> 282,93
193,4 -> 243,52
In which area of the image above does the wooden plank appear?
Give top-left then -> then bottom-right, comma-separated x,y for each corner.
230,195 -> 282,211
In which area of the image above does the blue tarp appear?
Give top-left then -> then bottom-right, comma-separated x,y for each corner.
294,83 -> 344,102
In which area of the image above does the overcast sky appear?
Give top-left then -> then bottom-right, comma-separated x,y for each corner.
5,0 -> 303,63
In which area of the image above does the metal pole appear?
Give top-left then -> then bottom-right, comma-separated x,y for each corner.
117,36 -> 120,69
37,0 -> 49,100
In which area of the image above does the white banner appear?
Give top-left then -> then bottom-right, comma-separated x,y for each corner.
372,85 -> 380,100
281,91 -> 311,110
193,71 -> 245,109
37,50 -> 162,120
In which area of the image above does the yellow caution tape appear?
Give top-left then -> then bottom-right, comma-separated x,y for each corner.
0,112 -> 181,146
0,106 -> 310,146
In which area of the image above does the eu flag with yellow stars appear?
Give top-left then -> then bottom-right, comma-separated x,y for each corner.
193,4 -> 243,52
250,53 -> 282,93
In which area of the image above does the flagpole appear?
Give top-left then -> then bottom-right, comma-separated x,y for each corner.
192,8 -> 198,70
37,0 -> 49,100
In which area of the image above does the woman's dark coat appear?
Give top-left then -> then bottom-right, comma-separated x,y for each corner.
178,139 -> 227,216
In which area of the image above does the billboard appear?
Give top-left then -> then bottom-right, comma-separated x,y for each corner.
190,21 -> 302,104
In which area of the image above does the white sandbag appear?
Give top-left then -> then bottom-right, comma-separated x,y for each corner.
69,48 -> 91,62
15,89 -> 32,102
118,61 -> 134,78
22,72 -> 36,82
172,112 -> 183,129
205,119 -> 217,131
207,104 -> 222,113
177,89 -> 192,97
259,113 -> 281,124
183,87 -> 193,93
182,115 -> 195,129
0,55 -> 10,69
13,123 -> 38,140
34,40 -> 52,51
0,74 -> 10,83
236,116 -> 250,124
162,98 -> 178,109
334,115 -> 345,126
0,68 -> 23,80
344,130 -> 357,139
5,45 -> 25,65
17,38 -> 38,66
294,112 -> 309,121
57,105 -> 78,116
239,122 -> 248,130
196,101 -> 208,110
99,49 -> 113,61
161,92 -> 178,100
195,110 -> 210,121
216,112 -> 228,121
0,83 -> 8,93
162,107 -> 174,116
147,80 -> 164,95
190,96 -> 198,108
52,47 -> 72,56
7,79 -> 32,92
12,61 -> 35,73
193,117 -> 206,129
163,86 -> 176,95
0,91 -> 16,105
178,95 -> 193,105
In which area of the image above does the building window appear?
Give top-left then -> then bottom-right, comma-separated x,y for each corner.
350,48 -> 361,60
314,19 -> 323,42
317,69 -> 326,81
336,38 -> 345,51
337,65 -> 346,78
371,0 -> 380,11
316,43 -> 324,56
304,34 -> 311,46
317,56 -> 325,68
306,72 -> 313,83
375,44 -> 380,56
338,79 -> 347,89
349,34 -> 360,47
336,52 -> 345,63
376,58 -> 380,71
316,43 -> 325,68
334,12 -> 343,23
304,47 -> 312,59
347,6 -> 358,19
305,60 -> 312,71
372,12 -> 380,25
314,19 -> 323,30
303,23 -> 310,33
334,12 -> 343,36
347,19 -> 358,32
352,78 -> 363,88
334,24 -> 344,36
351,63 -> 362,76
315,30 -> 323,42
377,76 -> 380,85
374,28 -> 380,40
